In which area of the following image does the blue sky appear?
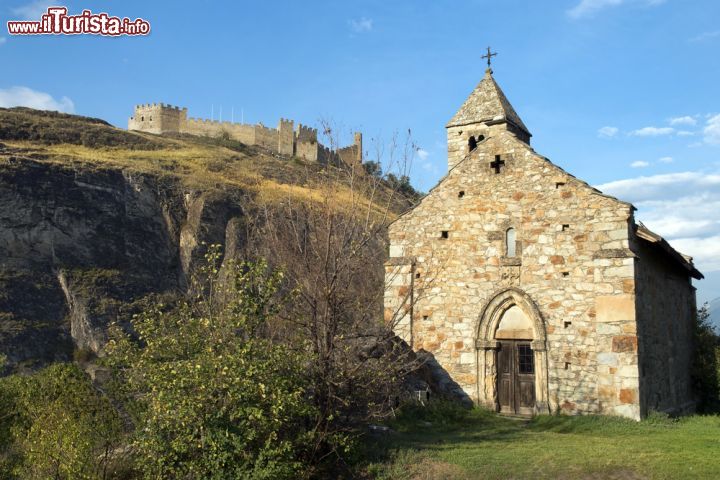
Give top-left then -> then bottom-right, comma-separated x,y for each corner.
1,0 -> 719,303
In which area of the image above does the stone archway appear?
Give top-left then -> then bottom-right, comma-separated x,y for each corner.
475,288 -> 550,414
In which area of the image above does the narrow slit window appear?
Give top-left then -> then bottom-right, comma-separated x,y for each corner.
441,230 -> 449,239
505,227 -> 516,257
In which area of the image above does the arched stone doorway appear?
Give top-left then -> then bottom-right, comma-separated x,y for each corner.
475,288 -> 550,415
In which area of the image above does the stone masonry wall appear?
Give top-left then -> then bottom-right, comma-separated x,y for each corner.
182,119 -> 257,144
128,105 -> 361,166
633,239 -> 696,415
129,104 -> 187,135
386,129 -> 642,418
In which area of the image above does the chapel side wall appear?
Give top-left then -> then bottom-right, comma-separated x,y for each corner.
386,131 -> 641,418
633,239 -> 696,416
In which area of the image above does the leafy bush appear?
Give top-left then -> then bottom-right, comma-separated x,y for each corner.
0,363 -> 123,479
106,249 -> 315,479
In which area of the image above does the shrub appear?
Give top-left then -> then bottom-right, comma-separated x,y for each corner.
0,363 -> 123,479
106,248 -> 315,479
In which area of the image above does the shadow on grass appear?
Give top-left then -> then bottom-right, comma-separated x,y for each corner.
361,403 -> 526,465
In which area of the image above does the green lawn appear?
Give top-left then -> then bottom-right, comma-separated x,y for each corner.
364,405 -> 720,479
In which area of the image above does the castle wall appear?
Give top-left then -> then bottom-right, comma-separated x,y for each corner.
128,104 -> 363,165
338,133 -> 363,167
633,238 -> 696,416
181,118 -> 255,144
296,140 -> 319,162
386,130 -> 643,419
254,124 -> 279,151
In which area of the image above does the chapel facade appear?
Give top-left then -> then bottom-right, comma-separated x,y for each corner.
384,66 -> 702,420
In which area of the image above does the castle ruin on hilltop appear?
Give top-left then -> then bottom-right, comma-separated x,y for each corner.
128,103 -> 363,166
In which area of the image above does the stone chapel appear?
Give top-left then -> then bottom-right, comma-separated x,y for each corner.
384,65 -> 703,420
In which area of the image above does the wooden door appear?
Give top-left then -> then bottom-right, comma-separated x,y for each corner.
497,341 -> 535,415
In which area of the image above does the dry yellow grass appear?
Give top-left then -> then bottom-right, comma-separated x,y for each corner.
2,138 -> 397,214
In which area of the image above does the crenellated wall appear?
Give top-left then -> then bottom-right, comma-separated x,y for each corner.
128,103 -> 187,135
128,104 -> 363,167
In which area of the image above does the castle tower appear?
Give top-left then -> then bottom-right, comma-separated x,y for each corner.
445,68 -> 531,170
278,118 -> 295,156
128,103 -> 187,135
295,124 -> 319,162
353,132 -> 363,164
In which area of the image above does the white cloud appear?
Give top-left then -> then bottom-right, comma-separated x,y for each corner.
349,17 -> 373,33
416,148 -> 429,161
689,30 -> 720,43
630,126 -> 675,137
567,0 -> 624,18
597,126 -> 619,138
669,115 -> 697,126
0,86 -> 74,113
677,130 -> 695,137
11,1 -> 55,20
658,156 -> 674,164
630,160 -> 650,168
704,114 -> 720,145
597,171 -> 720,272
567,0 -> 664,19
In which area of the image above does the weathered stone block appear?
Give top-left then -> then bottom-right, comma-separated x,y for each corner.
612,335 -> 638,353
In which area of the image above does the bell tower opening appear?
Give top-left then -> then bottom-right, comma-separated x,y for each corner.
468,136 -> 478,152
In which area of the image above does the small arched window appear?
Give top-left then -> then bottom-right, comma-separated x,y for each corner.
468,136 -> 478,152
506,227 -> 516,257
141,116 -> 145,121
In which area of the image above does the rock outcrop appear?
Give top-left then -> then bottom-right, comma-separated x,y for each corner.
0,152 -> 247,371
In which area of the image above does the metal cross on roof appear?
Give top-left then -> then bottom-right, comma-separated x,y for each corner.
482,46 -> 497,69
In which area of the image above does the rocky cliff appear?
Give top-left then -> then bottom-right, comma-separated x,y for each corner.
0,108 -> 397,373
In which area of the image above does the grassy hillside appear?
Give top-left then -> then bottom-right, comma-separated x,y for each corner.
0,107 -> 412,209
